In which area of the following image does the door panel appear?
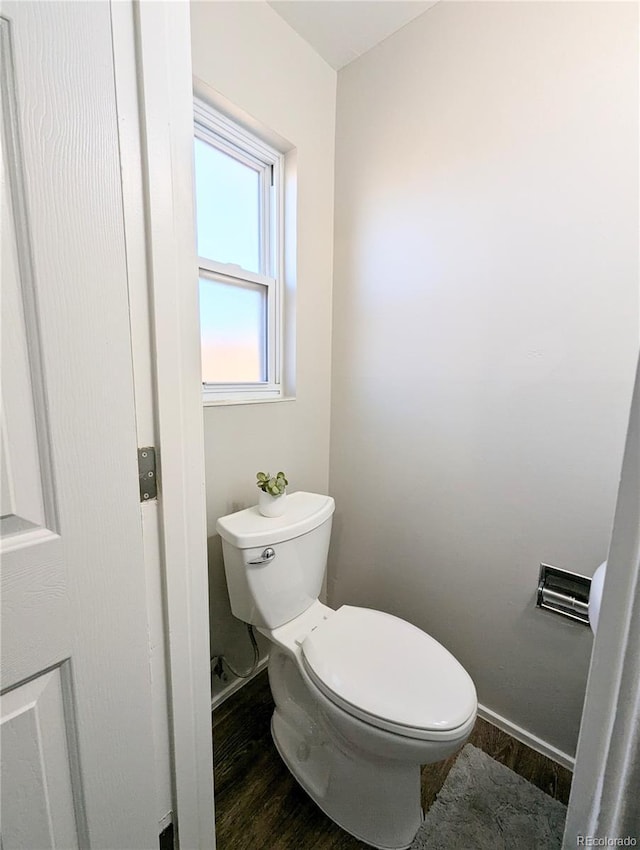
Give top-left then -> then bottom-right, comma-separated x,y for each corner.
1,3 -> 158,847
0,14 -> 55,539
1,666 -> 81,849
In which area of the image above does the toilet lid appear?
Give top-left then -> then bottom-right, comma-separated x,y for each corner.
301,606 -> 477,739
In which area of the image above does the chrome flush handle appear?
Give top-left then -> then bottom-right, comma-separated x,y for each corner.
247,547 -> 276,565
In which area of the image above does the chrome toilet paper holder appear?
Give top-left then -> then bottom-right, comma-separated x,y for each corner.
536,563 -> 591,625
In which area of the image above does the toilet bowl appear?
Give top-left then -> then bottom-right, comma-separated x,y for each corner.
216,492 -> 477,850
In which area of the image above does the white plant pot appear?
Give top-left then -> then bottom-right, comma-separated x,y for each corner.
258,490 -> 286,518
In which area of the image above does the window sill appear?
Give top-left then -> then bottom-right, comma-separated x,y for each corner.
203,395 -> 296,408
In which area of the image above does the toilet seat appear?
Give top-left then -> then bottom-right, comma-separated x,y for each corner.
301,605 -> 477,742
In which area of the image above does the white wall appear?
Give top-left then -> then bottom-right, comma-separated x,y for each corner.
190,1 -> 336,686
329,1 -> 638,758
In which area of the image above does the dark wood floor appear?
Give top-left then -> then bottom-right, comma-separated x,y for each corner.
212,670 -> 572,850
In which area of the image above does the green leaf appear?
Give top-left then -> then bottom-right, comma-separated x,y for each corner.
256,469 -> 288,495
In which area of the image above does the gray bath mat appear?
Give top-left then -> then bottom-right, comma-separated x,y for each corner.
411,744 -> 567,850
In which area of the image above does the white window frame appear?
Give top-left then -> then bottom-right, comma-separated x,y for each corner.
194,97 -> 284,404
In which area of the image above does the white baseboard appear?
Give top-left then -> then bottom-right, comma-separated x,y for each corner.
158,811 -> 173,832
478,703 -> 575,772
211,655 -> 269,710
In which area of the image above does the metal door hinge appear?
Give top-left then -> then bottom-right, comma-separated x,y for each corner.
138,447 -> 157,502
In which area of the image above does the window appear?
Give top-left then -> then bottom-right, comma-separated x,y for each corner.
193,99 -> 283,402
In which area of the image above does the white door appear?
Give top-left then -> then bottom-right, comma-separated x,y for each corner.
1,2 -> 158,848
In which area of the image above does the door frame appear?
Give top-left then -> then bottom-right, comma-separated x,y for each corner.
112,2 -> 216,847
563,353 -> 640,844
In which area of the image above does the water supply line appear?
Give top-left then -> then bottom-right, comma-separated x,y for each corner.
211,623 -> 260,680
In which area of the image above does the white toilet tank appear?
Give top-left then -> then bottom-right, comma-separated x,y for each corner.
216,492 -> 335,629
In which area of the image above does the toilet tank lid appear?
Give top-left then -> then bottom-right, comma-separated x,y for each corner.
216,491 -> 335,549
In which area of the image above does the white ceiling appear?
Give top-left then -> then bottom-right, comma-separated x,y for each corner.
267,1 -> 437,70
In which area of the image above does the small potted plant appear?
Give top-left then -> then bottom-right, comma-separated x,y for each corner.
256,471 -> 288,517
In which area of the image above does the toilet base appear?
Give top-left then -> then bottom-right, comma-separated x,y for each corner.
268,651 -> 424,850
271,709 -> 423,850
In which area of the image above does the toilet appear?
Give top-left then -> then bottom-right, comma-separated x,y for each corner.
216,491 -> 477,850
